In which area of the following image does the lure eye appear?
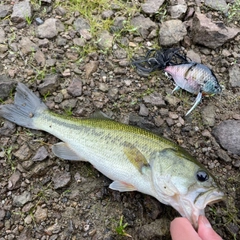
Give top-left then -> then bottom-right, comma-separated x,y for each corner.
196,170 -> 209,182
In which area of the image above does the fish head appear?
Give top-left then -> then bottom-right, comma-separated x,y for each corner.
201,73 -> 222,95
149,148 -> 224,228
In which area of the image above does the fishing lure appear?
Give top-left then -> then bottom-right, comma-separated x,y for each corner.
132,48 -> 222,116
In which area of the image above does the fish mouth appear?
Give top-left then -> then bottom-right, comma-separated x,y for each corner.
178,188 -> 224,228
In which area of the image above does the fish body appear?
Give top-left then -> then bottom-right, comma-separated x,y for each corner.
133,49 -> 222,115
0,83 -> 224,227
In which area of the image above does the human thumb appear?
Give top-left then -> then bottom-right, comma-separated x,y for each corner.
198,215 -> 223,240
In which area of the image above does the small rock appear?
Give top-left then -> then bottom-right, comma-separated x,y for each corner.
19,37 -> 38,55
187,50 -> 201,63
110,16 -> 126,32
159,20 -> 187,46
35,17 -> 44,25
108,87 -> 119,99
168,4 -> 187,19
32,146 -> 49,161
36,18 -> 65,39
67,78 -> 83,97
8,170 -> 21,190
73,38 -> 86,46
141,0 -> 165,14
0,43 -> 7,53
0,77 -> 16,100
101,10 -> 114,20
201,105 -> 215,126
0,5 -> 12,18
52,172 -> 71,189
154,115 -> 164,127
0,28 -> 6,43
99,83 -> 109,92
131,15 -> 157,39
143,93 -> 166,107
38,74 -> 59,96
13,144 -> 32,161
139,104 -> 149,116
0,209 -> 6,221
34,206 -> 48,223
60,99 -> 77,110
169,112 -> 178,119
113,48 -> 127,59
164,95 -> 181,107
34,50 -> 46,67
24,215 -> 32,224
217,149 -> 232,163
12,191 -> 32,207
212,120 -> 240,155
11,0 -> 32,23
74,17 -> 90,32
85,61 -> 99,78
229,65 -> 240,87
204,0 -> 229,14
192,13 -> 239,49
97,30 -> 113,50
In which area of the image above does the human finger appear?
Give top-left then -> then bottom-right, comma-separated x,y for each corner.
198,215 -> 223,240
170,217 -> 201,240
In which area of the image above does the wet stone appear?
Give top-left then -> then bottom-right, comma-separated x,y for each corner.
12,191 -> 32,207
32,146 -> 49,162
52,172 -> 71,189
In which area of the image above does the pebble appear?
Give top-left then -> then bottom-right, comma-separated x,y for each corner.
139,104 -> 149,116
34,206 -> 48,223
52,172 -> 71,189
12,191 -> 32,207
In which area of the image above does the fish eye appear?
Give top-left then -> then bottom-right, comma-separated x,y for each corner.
196,170 -> 209,182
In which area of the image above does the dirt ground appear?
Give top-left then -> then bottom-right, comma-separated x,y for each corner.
0,0 -> 239,239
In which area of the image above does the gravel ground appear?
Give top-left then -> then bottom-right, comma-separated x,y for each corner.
0,0 -> 239,239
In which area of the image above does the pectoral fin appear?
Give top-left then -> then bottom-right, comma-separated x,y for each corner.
109,180 -> 137,192
123,142 -> 150,173
52,142 -> 81,160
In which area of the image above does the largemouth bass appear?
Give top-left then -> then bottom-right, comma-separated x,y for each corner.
0,83 -> 224,227
133,48 -> 222,116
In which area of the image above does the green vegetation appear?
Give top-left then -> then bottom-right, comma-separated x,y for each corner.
54,0 -> 141,59
115,215 -> 132,238
228,0 -> 240,22
3,146 -> 16,171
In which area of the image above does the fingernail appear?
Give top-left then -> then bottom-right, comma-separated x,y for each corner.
200,215 -> 212,228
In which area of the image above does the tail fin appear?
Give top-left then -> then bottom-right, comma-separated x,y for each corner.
0,83 -> 47,129
132,48 -> 190,74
